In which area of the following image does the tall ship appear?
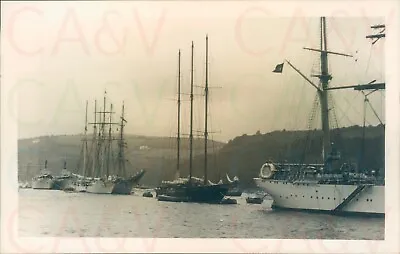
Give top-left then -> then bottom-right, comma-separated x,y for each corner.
31,160 -> 55,190
71,94 -> 145,194
254,17 -> 385,216
156,36 -> 230,203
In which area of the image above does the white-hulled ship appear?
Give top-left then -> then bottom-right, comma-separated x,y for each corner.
70,93 -> 145,194
254,17 -> 385,216
32,160 -> 55,189
52,160 -> 76,190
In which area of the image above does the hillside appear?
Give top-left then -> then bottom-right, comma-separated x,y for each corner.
17,134 -> 225,186
18,125 -> 385,189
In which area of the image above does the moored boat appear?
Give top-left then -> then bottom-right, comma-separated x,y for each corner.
31,160 -> 55,190
156,37 -> 229,203
254,17 -> 385,216
72,93 -> 145,194
111,169 -> 146,195
52,161 -> 76,190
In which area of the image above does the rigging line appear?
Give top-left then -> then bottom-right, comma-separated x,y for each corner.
291,79 -> 312,160
336,92 -> 360,124
328,93 -> 348,161
337,93 -> 372,125
299,55 -> 321,165
301,93 -> 320,165
365,43 -> 373,76
363,92 -> 384,125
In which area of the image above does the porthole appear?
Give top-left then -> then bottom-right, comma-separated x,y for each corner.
311,196 -> 313,198
322,197 -> 324,199
370,199 -> 373,202
295,195 -> 298,197
367,199 -> 369,201
356,199 -> 359,201
302,195 -> 305,198
316,190 -> 318,192
290,194 -> 293,197
328,197 -> 330,200
316,197 -> 319,199
334,198 -> 336,200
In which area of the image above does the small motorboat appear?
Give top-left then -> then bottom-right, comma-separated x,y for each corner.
246,196 -> 264,204
157,195 -> 189,202
220,197 -> 237,204
143,191 -> 154,198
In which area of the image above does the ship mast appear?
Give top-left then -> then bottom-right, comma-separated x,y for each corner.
319,17 -> 331,162
101,91 -> 107,178
118,101 -> 127,178
204,34 -> 209,185
106,103 -> 113,178
176,50 -> 181,179
189,41 -> 194,185
83,100 -> 88,177
284,17 -> 353,165
92,100 -> 97,178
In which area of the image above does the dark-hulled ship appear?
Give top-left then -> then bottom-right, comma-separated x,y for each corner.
156,36 -> 229,203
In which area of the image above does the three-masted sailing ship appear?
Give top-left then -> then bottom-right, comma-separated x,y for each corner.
254,17 -> 385,215
156,35 -> 230,203
69,92 -> 145,194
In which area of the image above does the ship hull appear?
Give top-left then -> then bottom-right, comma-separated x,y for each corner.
111,170 -> 146,195
157,184 -> 230,203
112,179 -> 135,195
63,180 -> 87,192
226,188 -> 243,197
254,178 -> 384,215
52,178 -> 73,190
186,184 -> 229,203
86,179 -> 115,194
32,178 -> 55,190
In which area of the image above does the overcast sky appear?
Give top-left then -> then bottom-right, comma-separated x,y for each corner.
2,1 -> 385,142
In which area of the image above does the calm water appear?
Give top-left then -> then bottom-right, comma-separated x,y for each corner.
18,189 -> 384,239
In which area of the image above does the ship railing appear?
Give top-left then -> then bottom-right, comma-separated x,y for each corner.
271,162 -> 324,167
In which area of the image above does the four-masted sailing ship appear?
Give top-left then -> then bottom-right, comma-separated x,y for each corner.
68,92 -> 145,194
156,35 -> 230,203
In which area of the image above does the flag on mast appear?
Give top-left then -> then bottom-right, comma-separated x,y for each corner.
273,63 -> 284,73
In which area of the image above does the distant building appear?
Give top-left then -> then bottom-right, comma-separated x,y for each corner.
139,145 -> 150,150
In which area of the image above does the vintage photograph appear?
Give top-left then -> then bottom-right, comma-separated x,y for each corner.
1,0 -> 397,253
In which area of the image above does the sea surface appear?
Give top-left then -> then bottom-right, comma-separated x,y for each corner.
18,188 -> 384,239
